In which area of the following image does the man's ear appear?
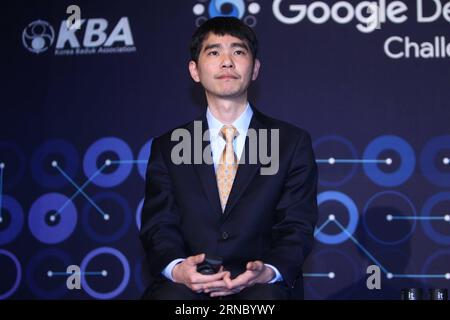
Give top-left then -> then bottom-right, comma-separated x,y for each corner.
252,59 -> 261,81
189,61 -> 201,83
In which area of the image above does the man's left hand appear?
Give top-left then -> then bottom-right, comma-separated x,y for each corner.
203,260 -> 275,297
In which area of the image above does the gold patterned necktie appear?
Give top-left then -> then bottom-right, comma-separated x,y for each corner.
216,125 -> 239,212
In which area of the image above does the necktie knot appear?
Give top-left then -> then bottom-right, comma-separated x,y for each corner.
220,125 -> 238,144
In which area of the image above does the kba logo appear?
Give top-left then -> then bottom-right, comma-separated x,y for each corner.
22,17 -> 136,56
55,17 -> 133,49
22,20 -> 55,54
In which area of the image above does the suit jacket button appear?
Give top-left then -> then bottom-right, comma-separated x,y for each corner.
222,231 -> 229,240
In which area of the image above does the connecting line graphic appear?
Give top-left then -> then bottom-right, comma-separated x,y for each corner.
317,157 -> 450,166
110,160 -> 147,165
386,214 -> 450,222
332,218 -> 389,274
53,161 -> 109,221
313,219 -> 332,235
0,162 -> 4,223
311,215 -> 450,280
316,158 -> 392,165
304,272 -> 335,279
52,159 -> 147,221
47,270 -> 107,277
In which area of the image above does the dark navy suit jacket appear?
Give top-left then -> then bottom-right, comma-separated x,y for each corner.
140,106 -> 318,298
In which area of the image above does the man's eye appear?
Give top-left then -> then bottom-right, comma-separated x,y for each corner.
208,51 -> 219,56
234,50 -> 246,55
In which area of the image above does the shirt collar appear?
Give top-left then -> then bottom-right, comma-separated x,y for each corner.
206,102 -> 253,138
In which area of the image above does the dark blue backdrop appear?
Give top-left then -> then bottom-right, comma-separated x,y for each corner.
1,0 -> 449,299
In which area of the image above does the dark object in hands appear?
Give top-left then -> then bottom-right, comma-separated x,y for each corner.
196,256 -> 222,275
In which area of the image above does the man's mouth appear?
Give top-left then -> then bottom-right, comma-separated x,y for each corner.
216,74 -> 239,80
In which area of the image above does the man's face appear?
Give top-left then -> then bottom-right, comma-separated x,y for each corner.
189,33 -> 260,101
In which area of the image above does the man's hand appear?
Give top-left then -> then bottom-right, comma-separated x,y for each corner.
172,253 -> 230,293
204,260 -> 275,297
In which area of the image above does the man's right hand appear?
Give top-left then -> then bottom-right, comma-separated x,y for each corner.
172,253 -> 230,293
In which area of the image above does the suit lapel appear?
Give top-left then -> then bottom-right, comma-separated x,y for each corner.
222,108 -> 264,217
192,115 -> 223,216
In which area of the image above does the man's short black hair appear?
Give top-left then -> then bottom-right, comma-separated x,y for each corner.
190,17 -> 258,63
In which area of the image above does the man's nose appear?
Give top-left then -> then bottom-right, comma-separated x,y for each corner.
221,54 -> 234,68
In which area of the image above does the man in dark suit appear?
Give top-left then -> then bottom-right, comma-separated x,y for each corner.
140,17 -> 318,300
